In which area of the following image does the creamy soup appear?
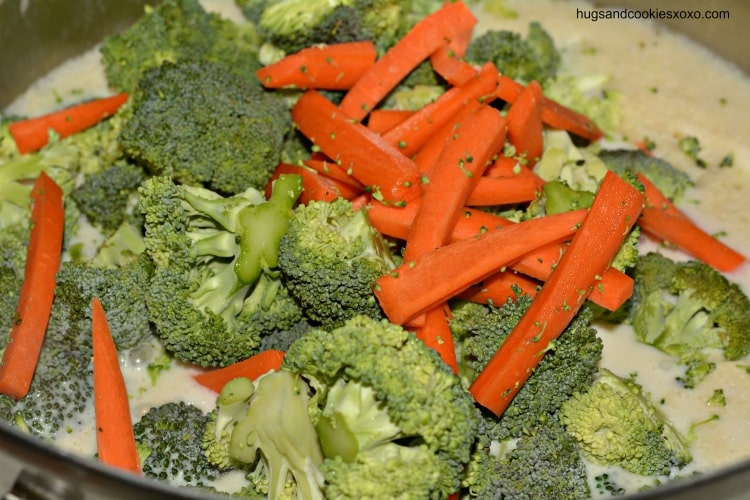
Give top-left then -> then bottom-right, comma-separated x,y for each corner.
4,0 -> 750,497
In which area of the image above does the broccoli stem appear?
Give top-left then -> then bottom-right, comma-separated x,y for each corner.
235,174 -> 302,285
0,155 -> 44,206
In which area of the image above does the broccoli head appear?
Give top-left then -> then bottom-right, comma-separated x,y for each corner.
466,419 -> 591,500
139,174 -> 304,367
120,60 -> 290,195
278,198 -> 397,328
560,368 -> 692,476
134,401 -> 224,490
253,0 -> 442,54
599,148 -> 694,203
629,252 -> 750,386
202,372 -> 325,499
100,0 -> 262,92
71,161 -> 147,233
450,295 -> 603,441
466,21 -> 560,85
282,315 -> 480,497
0,223 -> 28,347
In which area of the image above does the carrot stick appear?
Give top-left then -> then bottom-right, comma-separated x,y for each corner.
366,109 -> 414,134
458,270 -> 540,304
404,105 -> 507,260
91,297 -> 141,474
635,173 -> 745,271
374,209 -> 587,325
429,44 -> 479,86
403,105 -> 507,370
8,93 -> 129,154
495,75 -> 603,141
0,172 -> 64,399
505,80 -> 544,167
256,41 -> 377,90
469,171 -> 643,416
303,158 -> 364,189
466,175 -> 540,206
291,90 -> 421,204
193,350 -> 286,393
338,0 -> 477,120
367,200 -> 632,311
383,62 -> 499,158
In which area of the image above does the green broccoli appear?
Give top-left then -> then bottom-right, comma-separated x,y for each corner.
0,223 -> 28,344
465,420 -> 591,499
599,148 -> 694,203
628,252 -> 750,387
100,0 -> 262,92
465,21 -> 560,85
202,373 -> 324,498
449,295 -> 602,441
543,74 -> 621,135
278,198 -> 397,329
560,368 -> 692,476
120,60 -> 290,195
138,174 -> 304,367
91,219 -> 147,269
71,161 -> 147,233
282,315 -> 480,498
134,401 -> 225,490
251,0 -> 442,55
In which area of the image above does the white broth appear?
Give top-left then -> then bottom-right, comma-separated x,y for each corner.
4,0 -> 750,496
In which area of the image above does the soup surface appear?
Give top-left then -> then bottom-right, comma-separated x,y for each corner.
4,0 -> 750,496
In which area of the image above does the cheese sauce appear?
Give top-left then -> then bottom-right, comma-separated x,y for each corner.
5,0 -> 750,496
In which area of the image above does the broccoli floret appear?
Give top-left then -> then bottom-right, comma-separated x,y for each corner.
253,0 -> 441,55
599,148 -> 694,203
543,74 -> 621,135
259,318 -> 314,352
534,130 -> 609,192
560,368 -> 692,476
282,315 -> 480,497
91,219 -> 147,269
47,254 -> 155,350
100,0 -> 262,92
202,371 -> 325,499
134,401 -> 224,489
629,252 -> 750,386
450,296 -> 602,441
465,22 -> 560,85
278,198 -> 397,329
71,161 -> 147,233
120,60 -> 290,195
139,174 -> 303,367
0,224 -> 28,346
466,420 -> 591,499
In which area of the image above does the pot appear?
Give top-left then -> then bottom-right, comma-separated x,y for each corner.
0,1 -> 748,498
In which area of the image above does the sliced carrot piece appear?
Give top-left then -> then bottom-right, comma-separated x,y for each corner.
92,297 -> 141,474
0,172 -> 64,399
366,109 -> 414,134
193,350 -> 286,393
505,80 -> 544,166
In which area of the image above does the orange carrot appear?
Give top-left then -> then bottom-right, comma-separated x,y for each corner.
0,172 -> 64,399
505,80 -> 544,166
256,41 -> 377,90
383,62 -> 499,158
495,75 -> 603,141
374,209 -> 587,325
404,105 -> 507,370
91,297 -> 141,474
636,173 -> 745,271
303,158 -> 365,189
338,0 -> 478,120
367,200 -> 633,311
193,350 -> 286,393
429,44 -> 478,86
470,171 -> 643,416
466,175 -> 540,206
265,162 -> 362,204
404,105 -> 507,260
458,270 -> 541,304
9,93 -> 129,154
291,90 -> 421,204
366,109 -> 414,134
